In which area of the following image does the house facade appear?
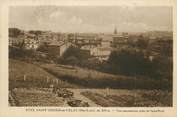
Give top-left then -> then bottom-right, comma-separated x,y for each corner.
47,41 -> 73,57
90,47 -> 112,61
24,38 -> 39,50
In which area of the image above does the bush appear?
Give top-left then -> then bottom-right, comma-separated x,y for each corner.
136,38 -> 149,49
106,49 -> 153,76
9,46 -> 36,59
37,43 -> 48,53
151,56 -> 173,80
57,46 -> 94,67
101,49 -> 172,81
9,28 -> 22,37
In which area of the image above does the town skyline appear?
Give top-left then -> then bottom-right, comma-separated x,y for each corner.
9,6 -> 172,33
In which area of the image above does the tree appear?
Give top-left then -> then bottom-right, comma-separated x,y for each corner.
65,56 -> 79,66
151,55 -> 173,80
37,43 -> 48,53
61,46 -> 88,60
9,28 -> 21,37
9,46 -> 36,59
136,38 -> 149,49
57,46 -> 93,67
107,49 -> 153,76
29,30 -> 42,36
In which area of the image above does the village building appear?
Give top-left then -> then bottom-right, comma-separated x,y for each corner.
112,28 -> 128,49
9,37 -> 24,46
80,45 -> 97,51
59,42 -> 73,56
75,33 -> 98,40
24,31 -> 36,38
47,41 -> 73,57
24,38 -> 39,50
51,33 -> 61,41
90,47 -> 112,61
100,35 -> 113,48
113,35 -> 128,48
67,33 -> 100,46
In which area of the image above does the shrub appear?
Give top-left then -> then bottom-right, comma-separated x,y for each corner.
106,49 -> 153,76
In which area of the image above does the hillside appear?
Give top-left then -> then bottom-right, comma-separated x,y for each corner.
9,59 -> 79,89
9,59 -> 172,107
41,63 -> 171,90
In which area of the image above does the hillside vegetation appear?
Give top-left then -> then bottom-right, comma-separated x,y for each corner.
9,59 -> 79,89
41,63 -> 171,90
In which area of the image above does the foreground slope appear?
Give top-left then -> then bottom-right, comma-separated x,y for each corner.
9,59 -> 79,89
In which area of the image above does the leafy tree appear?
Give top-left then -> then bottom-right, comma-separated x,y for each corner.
37,43 -> 48,53
65,56 -> 79,66
136,38 -> 149,49
9,28 -> 21,37
160,40 -> 173,57
151,55 -> 173,80
9,46 -> 36,59
29,30 -> 42,36
62,46 -> 85,59
106,49 -> 153,76
57,46 -> 93,67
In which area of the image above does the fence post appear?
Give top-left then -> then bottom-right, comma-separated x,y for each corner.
106,87 -> 109,96
56,79 -> 58,84
46,76 -> 49,83
23,74 -> 26,81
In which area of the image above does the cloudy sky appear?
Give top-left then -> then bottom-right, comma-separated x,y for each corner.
9,6 -> 172,33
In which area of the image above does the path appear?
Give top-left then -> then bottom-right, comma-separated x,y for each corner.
67,89 -> 100,107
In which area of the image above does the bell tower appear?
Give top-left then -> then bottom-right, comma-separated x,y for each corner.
114,25 -> 117,35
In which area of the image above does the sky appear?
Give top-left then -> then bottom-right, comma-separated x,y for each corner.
9,6 -> 172,33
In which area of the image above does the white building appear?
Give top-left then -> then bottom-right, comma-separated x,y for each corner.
24,38 -> 39,50
99,34 -> 113,48
91,47 -> 112,61
59,42 -> 73,56
48,41 -> 73,56
9,37 -> 24,46
80,45 -> 96,51
101,40 -> 111,48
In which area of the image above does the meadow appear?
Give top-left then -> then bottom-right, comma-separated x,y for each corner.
9,59 -> 172,107
41,63 -> 171,90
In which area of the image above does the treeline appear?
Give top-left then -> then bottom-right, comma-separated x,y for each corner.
57,46 -> 172,81
9,43 -> 173,82
57,46 -> 100,69
101,49 -> 172,80
9,46 -> 50,63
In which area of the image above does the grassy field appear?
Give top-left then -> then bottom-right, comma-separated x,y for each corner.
80,89 -> 172,107
9,59 -> 79,89
9,59 -> 171,90
9,59 -> 172,107
41,63 -> 171,90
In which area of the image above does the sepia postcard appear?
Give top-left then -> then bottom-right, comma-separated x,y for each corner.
0,0 -> 177,117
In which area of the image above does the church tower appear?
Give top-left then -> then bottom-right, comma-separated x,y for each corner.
114,26 -> 117,35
